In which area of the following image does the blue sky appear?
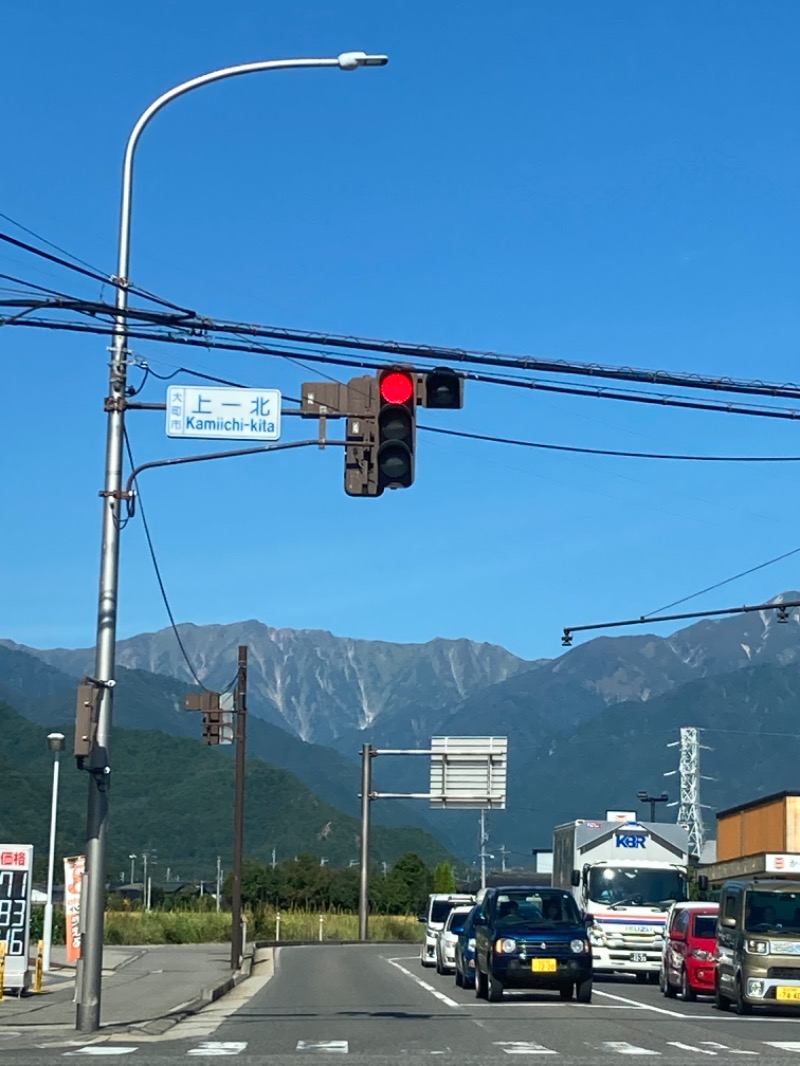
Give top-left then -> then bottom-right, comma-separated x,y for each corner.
1,0 -> 799,660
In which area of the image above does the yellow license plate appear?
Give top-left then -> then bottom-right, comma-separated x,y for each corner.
532,958 -> 557,973
776,987 -> 800,1002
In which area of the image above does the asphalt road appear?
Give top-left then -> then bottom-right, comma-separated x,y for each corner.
10,945 -> 800,1064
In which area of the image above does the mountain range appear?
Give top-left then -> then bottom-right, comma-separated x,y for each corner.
3,590 -> 800,866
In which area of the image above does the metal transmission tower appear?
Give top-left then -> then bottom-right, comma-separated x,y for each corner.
666,727 -> 710,858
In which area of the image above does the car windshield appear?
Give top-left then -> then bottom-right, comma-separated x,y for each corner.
744,890 -> 800,933
430,901 -> 458,924
494,891 -> 581,926
587,867 -> 686,908
447,911 -> 470,934
693,915 -> 717,939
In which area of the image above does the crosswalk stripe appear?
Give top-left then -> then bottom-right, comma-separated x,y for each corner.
63,1050 -> 138,1057
699,1043 -> 757,1056
666,1043 -> 716,1056
598,1042 -> 660,1056
494,1041 -> 556,1055
295,1041 -> 349,1053
187,1043 -> 247,1057
766,1043 -> 800,1053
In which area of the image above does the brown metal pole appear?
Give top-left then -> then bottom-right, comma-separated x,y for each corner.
231,645 -> 247,969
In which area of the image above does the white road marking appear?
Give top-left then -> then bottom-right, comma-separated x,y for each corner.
295,1041 -> 348,1053
766,1042 -> 800,1052
666,1043 -> 716,1055
494,1041 -> 556,1055
64,1050 -> 138,1057
385,957 -> 460,1009
598,1041 -> 660,1055
699,1043 -> 757,1055
593,989 -> 688,1017
187,1043 -> 247,1056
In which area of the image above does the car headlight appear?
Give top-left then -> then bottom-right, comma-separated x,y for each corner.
589,926 -> 606,944
745,939 -> 768,955
495,938 -> 517,954
570,939 -> 589,954
691,948 -> 714,961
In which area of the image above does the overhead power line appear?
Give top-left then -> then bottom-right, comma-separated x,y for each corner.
423,425 -> 800,463
5,291 -> 800,403
7,315 -> 800,423
0,229 -> 195,316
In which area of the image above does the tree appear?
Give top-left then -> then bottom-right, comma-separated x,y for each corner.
380,853 -> 432,914
433,861 -> 457,893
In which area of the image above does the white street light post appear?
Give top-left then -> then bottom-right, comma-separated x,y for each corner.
128,854 -> 136,884
76,50 -> 388,1034
43,731 -> 66,973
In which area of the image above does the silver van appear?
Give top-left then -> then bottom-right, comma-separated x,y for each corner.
716,877 -> 800,1014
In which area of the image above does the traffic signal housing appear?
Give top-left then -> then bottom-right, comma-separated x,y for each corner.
377,367 -> 416,491
420,366 -> 464,409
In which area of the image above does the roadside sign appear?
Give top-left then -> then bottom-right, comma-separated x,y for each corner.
0,845 -> 33,993
166,386 -> 281,441
429,736 -> 508,809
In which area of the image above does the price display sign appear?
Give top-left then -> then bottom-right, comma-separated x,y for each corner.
0,845 -> 33,992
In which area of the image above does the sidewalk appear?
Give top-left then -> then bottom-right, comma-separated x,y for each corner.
0,943 -> 251,1036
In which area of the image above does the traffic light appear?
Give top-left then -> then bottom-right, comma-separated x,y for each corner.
377,366 -> 416,491
420,366 -> 464,409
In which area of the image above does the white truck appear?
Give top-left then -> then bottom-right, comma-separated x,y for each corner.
553,818 -> 691,982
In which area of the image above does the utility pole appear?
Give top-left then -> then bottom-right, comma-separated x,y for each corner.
230,645 -> 247,970
271,848 -> 276,870
498,844 -> 508,873
358,744 -> 374,941
216,856 -> 222,914
480,810 -> 488,890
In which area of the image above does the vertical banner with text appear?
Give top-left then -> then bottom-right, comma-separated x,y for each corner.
63,855 -> 85,963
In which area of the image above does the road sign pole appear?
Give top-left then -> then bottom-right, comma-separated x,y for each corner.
231,646 -> 247,970
358,744 -> 373,941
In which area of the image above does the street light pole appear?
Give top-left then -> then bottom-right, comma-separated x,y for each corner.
637,790 -> 669,823
43,732 -> 65,973
76,50 -> 388,1033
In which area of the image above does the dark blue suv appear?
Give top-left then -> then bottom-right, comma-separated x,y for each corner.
474,886 -> 593,1002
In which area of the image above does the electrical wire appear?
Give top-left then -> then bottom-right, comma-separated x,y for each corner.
0,229 -> 195,315
422,425 -> 800,463
643,546 -> 800,617
124,430 -> 209,691
9,315 -> 800,423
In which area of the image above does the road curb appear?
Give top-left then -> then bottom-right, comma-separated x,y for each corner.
133,948 -> 256,1036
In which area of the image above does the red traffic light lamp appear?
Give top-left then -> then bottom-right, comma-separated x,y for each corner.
377,366 -> 416,491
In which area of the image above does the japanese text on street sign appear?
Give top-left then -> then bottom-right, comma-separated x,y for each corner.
166,386 -> 281,441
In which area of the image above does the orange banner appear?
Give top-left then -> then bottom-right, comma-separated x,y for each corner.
63,855 -> 85,963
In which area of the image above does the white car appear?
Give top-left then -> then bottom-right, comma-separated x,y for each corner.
435,905 -> 473,975
419,893 -> 475,968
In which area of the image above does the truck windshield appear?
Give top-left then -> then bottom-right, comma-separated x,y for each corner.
588,867 -> 686,908
744,890 -> 800,933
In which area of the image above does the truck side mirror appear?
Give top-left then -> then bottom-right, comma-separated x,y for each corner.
417,914 -> 426,923
571,870 -> 581,888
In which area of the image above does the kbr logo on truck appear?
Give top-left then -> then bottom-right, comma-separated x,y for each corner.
615,833 -> 646,849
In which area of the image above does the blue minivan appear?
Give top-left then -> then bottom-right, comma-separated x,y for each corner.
473,886 -> 593,1002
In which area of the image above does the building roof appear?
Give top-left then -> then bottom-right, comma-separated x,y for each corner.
717,791 -> 800,819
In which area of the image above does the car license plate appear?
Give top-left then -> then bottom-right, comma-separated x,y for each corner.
777,987 -> 800,1002
630,952 -> 647,963
532,959 -> 557,973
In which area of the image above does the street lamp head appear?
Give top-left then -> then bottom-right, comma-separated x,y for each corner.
660,792 -> 669,802
337,51 -> 389,70
47,732 -> 66,753
636,790 -> 649,802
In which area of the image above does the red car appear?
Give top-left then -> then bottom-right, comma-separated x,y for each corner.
660,901 -> 719,1000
